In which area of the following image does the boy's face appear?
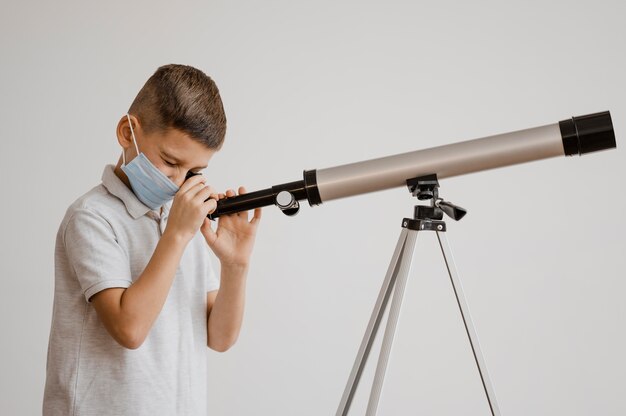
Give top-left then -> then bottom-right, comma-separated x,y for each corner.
115,114 -> 217,189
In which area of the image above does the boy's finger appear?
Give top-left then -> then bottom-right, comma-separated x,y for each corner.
178,175 -> 206,195
251,207 -> 262,224
181,182 -> 207,201
189,184 -> 215,200
201,217 -> 216,241
203,198 -> 218,214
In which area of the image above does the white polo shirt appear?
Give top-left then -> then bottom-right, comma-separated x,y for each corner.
43,164 -> 220,416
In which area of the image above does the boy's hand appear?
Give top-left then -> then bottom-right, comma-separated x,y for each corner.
200,186 -> 262,267
164,175 -> 217,244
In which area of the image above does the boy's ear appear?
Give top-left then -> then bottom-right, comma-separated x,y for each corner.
116,114 -> 140,149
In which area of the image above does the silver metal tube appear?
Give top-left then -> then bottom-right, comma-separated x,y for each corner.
313,111 -> 615,203
316,124 -> 563,202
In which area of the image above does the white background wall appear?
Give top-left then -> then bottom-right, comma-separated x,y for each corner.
1,1 -> 625,415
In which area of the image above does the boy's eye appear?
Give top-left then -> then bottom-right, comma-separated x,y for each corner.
164,159 -> 176,167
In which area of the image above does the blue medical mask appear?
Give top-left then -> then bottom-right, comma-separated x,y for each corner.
121,113 -> 179,210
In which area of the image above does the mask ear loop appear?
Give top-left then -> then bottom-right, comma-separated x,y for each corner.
123,113 -> 141,165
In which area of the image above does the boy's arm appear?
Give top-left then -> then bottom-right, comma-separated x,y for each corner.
90,174 -> 215,350
201,186 -> 261,352
91,231 -> 188,349
206,263 -> 249,352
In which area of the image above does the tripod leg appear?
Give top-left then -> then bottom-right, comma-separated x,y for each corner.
436,231 -> 501,416
365,229 -> 420,416
335,228 -> 411,416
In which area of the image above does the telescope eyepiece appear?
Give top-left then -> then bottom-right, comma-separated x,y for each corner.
560,111 -> 616,156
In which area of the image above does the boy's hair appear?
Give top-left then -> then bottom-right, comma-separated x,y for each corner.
128,64 -> 226,150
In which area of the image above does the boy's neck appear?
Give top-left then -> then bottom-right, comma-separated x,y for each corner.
113,157 -> 132,190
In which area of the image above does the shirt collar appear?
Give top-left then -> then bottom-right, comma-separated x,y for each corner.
101,164 -> 172,220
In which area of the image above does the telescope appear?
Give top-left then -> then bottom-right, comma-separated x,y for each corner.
201,111 -> 616,416
205,111 -> 616,219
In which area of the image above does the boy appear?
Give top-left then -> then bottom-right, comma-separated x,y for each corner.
43,64 -> 261,415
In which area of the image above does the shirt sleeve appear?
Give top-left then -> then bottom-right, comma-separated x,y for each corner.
64,208 -> 133,302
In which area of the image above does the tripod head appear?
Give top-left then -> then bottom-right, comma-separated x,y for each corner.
407,174 -> 467,222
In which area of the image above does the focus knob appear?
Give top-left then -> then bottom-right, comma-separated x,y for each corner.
275,191 -> 300,216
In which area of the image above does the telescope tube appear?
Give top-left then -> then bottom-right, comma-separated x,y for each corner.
209,111 -> 616,219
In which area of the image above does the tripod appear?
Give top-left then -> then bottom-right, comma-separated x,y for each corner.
335,174 -> 501,416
